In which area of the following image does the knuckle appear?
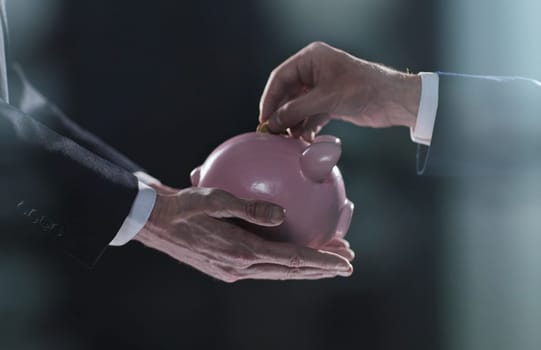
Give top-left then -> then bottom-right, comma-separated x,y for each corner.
269,67 -> 279,80
307,41 -> 325,51
222,274 -> 239,283
285,267 -> 301,280
290,247 -> 306,267
244,201 -> 258,219
276,103 -> 296,124
269,66 -> 287,83
281,101 -> 296,114
199,187 -> 214,197
289,254 -> 304,268
206,188 -> 229,206
218,267 -> 241,283
205,187 -> 221,198
197,187 -> 217,204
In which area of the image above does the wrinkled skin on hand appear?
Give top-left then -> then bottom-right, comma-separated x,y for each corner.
135,187 -> 354,283
259,41 -> 421,141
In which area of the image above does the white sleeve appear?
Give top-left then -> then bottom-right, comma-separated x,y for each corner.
133,171 -> 161,186
109,180 -> 157,246
410,72 -> 439,146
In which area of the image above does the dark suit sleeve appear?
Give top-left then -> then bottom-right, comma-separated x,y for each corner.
417,73 -> 541,175
0,99 -> 139,267
8,65 -> 143,173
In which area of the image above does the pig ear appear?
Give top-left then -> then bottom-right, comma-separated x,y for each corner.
190,166 -> 201,186
300,136 -> 341,182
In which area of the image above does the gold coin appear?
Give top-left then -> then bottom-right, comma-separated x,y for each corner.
256,121 -> 270,133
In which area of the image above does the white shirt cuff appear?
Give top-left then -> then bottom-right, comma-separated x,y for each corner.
410,72 -> 439,146
134,171 -> 161,186
109,180 -> 157,246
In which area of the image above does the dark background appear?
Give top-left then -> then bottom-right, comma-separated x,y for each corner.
2,1 -> 445,349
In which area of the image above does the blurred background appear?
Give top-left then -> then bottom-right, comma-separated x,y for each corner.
0,0 -> 540,349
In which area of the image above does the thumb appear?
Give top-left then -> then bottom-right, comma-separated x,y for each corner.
267,90 -> 329,134
203,189 -> 285,227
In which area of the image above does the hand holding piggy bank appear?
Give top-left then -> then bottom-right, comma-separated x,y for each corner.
190,132 -> 354,248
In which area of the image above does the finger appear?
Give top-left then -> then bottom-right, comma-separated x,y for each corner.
241,264 -> 352,280
321,246 -> 355,262
301,114 -> 330,142
266,90 -> 329,134
259,51 -> 314,123
287,120 -> 306,139
254,241 -> 352,272
324,238 -> 351,249
287,113 -> 326,140
258,75 -> 297,124
321,238 -> 355,261
203,189 -> 285,227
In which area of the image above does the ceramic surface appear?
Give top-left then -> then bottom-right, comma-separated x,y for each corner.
191,132 -> 354,248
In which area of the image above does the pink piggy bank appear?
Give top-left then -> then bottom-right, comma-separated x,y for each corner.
190,132 -> 354,248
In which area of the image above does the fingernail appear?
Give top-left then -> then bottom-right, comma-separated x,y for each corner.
338,269 -> 353,277
270,207 -> 286,224
337,264 -> 353,277
337,263 -> 353,272
268,113 -> 282,132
